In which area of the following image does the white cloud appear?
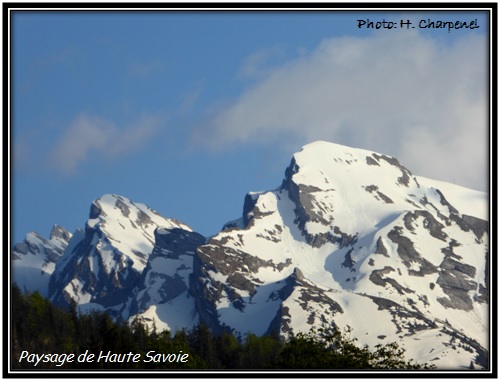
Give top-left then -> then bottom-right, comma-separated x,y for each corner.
196,31 -> 488,192
49,113 -> 162,173
238,46 -> 285,80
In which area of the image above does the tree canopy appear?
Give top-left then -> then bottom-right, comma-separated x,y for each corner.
11,285 -> 435,370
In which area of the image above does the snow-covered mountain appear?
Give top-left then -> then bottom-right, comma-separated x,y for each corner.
12,225 -> 72,297
190,141 -> 489,368
48,194 -> 194,319
11,141 -> 489,369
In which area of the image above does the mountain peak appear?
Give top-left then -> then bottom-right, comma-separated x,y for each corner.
292,140 -> 412,186
49,224 -> 71,243
278,141 -> 424,248
191,141 -> 488,368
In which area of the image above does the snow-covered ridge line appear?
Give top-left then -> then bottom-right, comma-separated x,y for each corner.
12,140 -> 489,370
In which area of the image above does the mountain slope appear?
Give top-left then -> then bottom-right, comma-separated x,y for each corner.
190,141 -> 489,368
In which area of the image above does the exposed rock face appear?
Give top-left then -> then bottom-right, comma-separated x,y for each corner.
369,266 -> 413,295
49,219 -> 143,316
280,159 -> 357,248
371,153 -> 413,187
151,228 -> 205,261
374,237 -> 389,257
130,227 -> 206,317
436,257 -> 478,311
387,226 -> 439,277
403,210 -> 448,241
190,235 -> 291,333
450,213 -> 489,241
267,268 -> 344,336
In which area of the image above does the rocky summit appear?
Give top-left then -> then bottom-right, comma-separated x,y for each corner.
12,141 -> 489,369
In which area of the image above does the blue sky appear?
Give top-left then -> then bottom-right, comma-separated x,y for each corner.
11,8 -> 490,244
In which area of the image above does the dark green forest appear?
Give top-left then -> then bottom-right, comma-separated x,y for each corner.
11,285 -> 434,370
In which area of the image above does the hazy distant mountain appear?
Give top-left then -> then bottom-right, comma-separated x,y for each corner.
12,225 -> 72,297
12,141 -> 489,369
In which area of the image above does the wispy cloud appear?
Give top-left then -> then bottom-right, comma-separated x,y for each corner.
194,31 -> 488,191
127,59 -> 164,79
238,46 -> 285,80
178,83 -> 205,114
20,47 -> 83,94
35,47 -> 83,67
13,135 -> 32,171
48,113 -> 163,174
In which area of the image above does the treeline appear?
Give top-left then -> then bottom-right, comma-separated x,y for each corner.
11,285 -> 433,370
